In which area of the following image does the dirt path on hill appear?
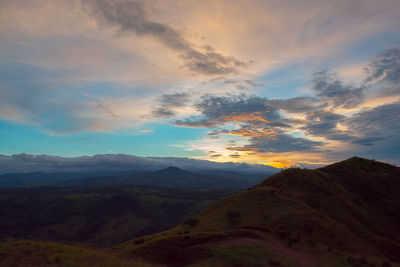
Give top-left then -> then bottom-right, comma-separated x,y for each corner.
214,228 -> 318,267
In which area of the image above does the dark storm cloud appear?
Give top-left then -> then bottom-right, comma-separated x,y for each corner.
365,45 -> 400,96
84,0 -> 246,76
151,92 -> 190,118
312,69 -> 366,108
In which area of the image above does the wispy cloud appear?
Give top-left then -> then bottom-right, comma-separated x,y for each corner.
365,45 -> 400,96
311,68 -> 366,109
151,92 -> 191,118
83,0 -> 247,76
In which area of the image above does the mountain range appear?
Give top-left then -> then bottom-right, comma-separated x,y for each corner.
0,166 -> 272,189
0,153 -> 278,174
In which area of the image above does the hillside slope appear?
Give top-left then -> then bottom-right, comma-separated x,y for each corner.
0,185 -> 233,247
0,240 -> 156,267
115,157 -> 400,266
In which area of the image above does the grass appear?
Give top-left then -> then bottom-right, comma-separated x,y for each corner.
198,245 -> 295,267
0,240 -> 156,267
114,157 -> 400,266
0,185 -> 233,247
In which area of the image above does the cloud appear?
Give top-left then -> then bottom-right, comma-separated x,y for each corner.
302,110 -> 353,141
195,94 -> 281,124
312,68 -> 366,108
151,108 -> 175,118
175,94 -> 307,130
173,119 -> 219,128
158,92 -> 190,108
365,45 -> 400,96
83,0 -> 246,76
174,94 -> 323,153
223,79 -> 263,90
346,101 -> 400,146
228,133 -> 323,153
0,153 -> 278,174
151,92 -> 191,118
173,94 -> 296,131
267,97 -> 319,113
351,137 -> 386,146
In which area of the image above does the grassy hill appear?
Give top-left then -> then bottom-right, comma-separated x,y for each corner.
113,157 -> 400,266
0,240 -> 156,267
0,185 -> 234,247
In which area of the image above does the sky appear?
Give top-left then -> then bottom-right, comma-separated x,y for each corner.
1,0 -> 400,168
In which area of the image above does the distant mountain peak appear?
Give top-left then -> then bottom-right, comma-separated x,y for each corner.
157,166 -> 185,174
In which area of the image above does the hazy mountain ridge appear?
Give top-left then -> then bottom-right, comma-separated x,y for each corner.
0,166 -> 271,189
0,153 -> 278,174
59,166 -> 268,189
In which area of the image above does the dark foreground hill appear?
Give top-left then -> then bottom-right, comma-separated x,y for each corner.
1,157 -> 399,267
114,157 -> 400,266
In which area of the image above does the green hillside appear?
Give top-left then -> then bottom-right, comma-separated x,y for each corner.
114,157 -> 400,266
0,185 -> 233,247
